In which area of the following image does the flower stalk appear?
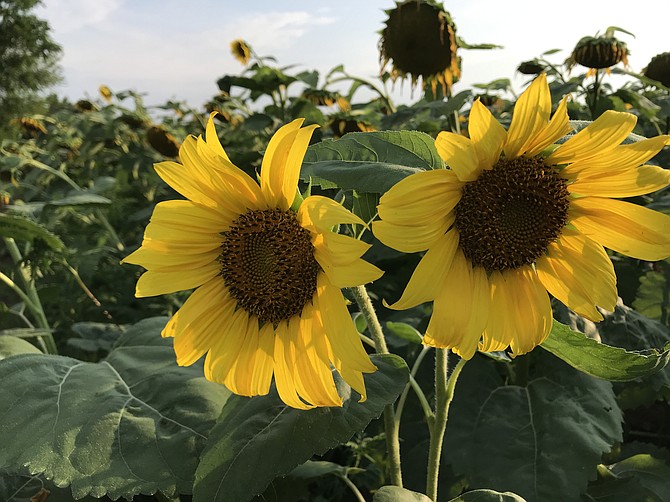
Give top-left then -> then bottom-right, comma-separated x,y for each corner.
350,284 -> 403,487
426,353 -> 467,501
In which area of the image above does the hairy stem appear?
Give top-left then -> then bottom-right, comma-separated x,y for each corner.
350,285 -> 402,487
426,354 -> 467,501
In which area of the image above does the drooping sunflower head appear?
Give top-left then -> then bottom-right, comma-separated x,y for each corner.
516,60 -> 546,76
643,52 -> 670,88
379,0 -> 460,96
567,32 -> 629,75
374,73 -> 670,360
12,117 -> 47,137
230,39 -> 251,65
123,114 -> 383,409
146,126 -> 180,158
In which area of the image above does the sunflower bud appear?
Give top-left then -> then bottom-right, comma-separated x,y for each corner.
643,52 -> 670,88
379,0 -> 460,96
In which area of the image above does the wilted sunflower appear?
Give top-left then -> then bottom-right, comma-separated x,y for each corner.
123,114 -> 382,409
379,0 -> 460,96
373,73 -> 670,359
567,32 -> 629,76
643,52 -> 670,88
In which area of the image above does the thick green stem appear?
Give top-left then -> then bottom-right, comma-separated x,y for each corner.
426,354 -> 467,501
350,285 -> 402,487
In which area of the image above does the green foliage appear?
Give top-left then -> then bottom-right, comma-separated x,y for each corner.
193,354 -> 409,502
302,130 -> 441,192
541,321 -> 670,381
0,317 -> 230,500
444,354 -> 623,502
0,0 -> 61,132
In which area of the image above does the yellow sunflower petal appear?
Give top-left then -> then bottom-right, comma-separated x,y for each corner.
134,262 -> 220,297
480,271 -> 514,353
317,275 -> 376,374
261,119 -> 318,209
423,250 -> 488,360
468,99 -> 506,170
378,169 -> 461,207
223,320 -> 274,397
525,96 -> 572,157
123,246 -> 219,272
536,230 -> 616,321
154,159 -> 219,208
373,210 -> 454,254
291,307 -> 342,407
168,279 -> 234,366
324,331 -> 368,402
547,110 -> 637,165
384,229 -> 459,310
317,254 -> 383,288
504,73 -> 551,158
149,199 -> 230,232
435,132 -> 481,181
274,320 -> 313,410
203,308 -> 249,385
570,197 -> 670,261
506,267 -> 552,356
560,135 -> 670,176
204,112 -> 232,163
298,195 -> 365,234
313,232 -> 371,266
567,164 -> 670,198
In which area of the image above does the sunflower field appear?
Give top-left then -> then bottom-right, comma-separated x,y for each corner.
2,1 -> 670,501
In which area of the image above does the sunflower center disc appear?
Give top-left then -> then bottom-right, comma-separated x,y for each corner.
220,208 -> 319,324
454,156 -> 570,271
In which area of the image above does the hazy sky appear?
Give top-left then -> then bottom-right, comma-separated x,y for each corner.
37,0 -> 669,108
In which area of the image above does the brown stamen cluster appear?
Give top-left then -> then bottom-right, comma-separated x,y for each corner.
220,208 -> 319,324
455,156 -> 570,271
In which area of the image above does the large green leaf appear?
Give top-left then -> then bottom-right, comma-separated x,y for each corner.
633,263 -> 669,325
301,131 -> 442,193
0,317 -> 230,500
448,489 -> 528,502
444,352 -> 622,502
540,321 -> 670,381
193,353 -> 409,502
0,213 -> 64,251
373,485 -> 432,501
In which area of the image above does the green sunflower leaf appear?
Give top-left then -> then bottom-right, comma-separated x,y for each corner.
540,320 -> 670,381
444,352 -> 622,502
0,317 -> 230,501
373,485 -> 432,501
0,213 -> 65,251
0,335 -> 42,360
447,489 -> 528,501
193,353 -> 409,502
301,131 -> 442,193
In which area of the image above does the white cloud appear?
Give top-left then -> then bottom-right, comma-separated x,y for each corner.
229,11 -> 336,52
37,0 -> 122,34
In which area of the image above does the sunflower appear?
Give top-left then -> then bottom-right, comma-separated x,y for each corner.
230,39 -> 251,66
123,114 -> 382,409
373,73 -> 670,359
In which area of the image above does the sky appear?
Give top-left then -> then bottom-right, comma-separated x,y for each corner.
36,0 -> 670,109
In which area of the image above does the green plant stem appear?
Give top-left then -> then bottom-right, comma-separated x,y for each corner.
2,238 -> 57,354
426,354 -> 467,501
395,346 -> 434,433
340,474 -> 367,502
350,285 -> 402,488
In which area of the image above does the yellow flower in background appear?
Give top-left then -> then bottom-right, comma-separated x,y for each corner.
373,73 -> 670,359
230,39 -> 251,66
123,114 -> 382,409
99,85 -> 113,102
